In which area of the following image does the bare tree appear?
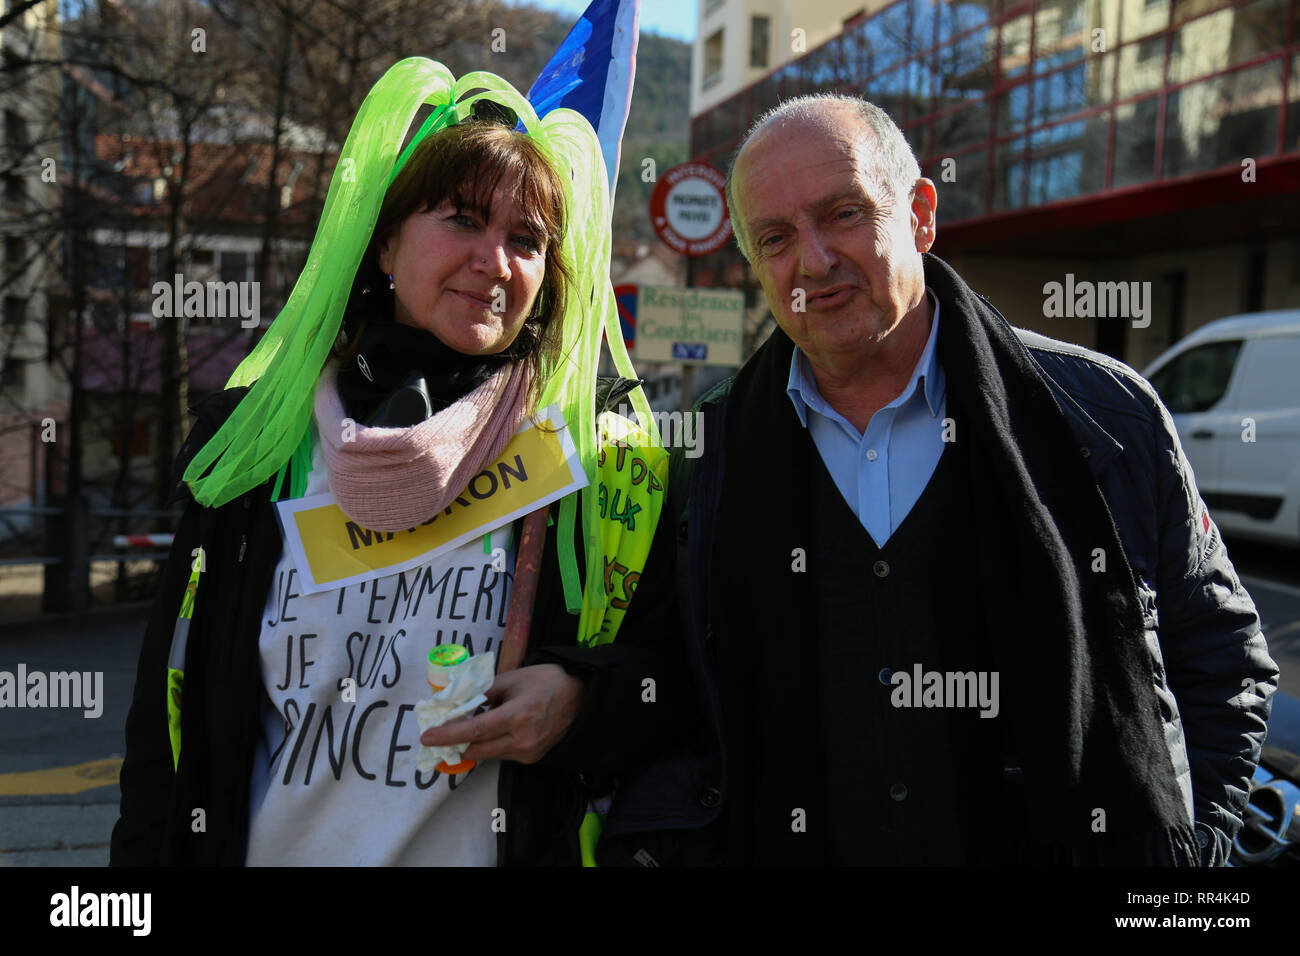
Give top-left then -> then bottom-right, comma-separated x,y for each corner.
0,0 -> 67,551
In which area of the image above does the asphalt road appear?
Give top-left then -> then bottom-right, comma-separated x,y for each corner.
0,604 -> 143,866
1,534 -> 1297,866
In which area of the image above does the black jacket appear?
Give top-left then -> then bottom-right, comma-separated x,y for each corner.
594,254 -> 1279,866
110,380 -> 690,866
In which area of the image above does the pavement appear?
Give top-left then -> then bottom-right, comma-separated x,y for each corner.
0,782 -> 119,866
0,603 -> 148,866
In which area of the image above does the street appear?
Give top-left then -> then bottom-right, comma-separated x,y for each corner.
0,605 -> 142,866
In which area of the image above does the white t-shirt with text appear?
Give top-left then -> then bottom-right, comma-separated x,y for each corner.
245,428 -> 514,865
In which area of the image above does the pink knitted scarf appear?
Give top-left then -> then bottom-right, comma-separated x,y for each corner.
313,359 -> 534,531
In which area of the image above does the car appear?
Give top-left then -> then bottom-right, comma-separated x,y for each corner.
1232,689 -> 1300,865
1142,310 -> 1300,550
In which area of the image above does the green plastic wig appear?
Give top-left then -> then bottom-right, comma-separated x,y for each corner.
182,58 -> 658,639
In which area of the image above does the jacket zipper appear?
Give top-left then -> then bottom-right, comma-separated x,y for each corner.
238,497 -> 250,563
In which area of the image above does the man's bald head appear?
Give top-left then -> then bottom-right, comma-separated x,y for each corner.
726,95 -> 922,263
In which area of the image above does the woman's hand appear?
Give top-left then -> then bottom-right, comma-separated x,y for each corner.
420,663 -> 585,764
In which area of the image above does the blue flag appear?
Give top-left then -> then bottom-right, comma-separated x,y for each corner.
528,0 -> 640,203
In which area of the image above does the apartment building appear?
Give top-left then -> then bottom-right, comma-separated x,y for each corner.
0,0 -> 65,513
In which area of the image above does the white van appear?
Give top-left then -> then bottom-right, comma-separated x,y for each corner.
1142,310 -> 1300,549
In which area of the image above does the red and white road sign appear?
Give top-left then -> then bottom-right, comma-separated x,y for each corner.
650,162 -> 732,257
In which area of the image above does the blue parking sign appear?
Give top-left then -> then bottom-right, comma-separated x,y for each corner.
672,342 -> 708,361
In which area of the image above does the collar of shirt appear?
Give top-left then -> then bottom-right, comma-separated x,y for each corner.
786,289 -> 945,430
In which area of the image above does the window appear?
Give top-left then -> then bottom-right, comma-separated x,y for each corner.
46,294 -> 67,362
906,120 -> 930,156
4,109 -> 26,154
704,29 -> 724,89
1027,112 -> 1107,199
125,246 -> 152,291
1026,147 -> 1084,203
4,234 -> 25,266
1137,35 -> 1164,61
1031,63 -> 1090,127
752,74 -> 780,118
1062,0 -> 1086,33
994,137 -> 1027,210
1,358 -> 24,388
866,3 -> 912,74
1162,62 -> 1283,179
1147,340 -> 1243,413
911,0 -> 938,52
220,250 -> 251,284
931,148 -> 988,221
1232,336 -> 1300,409
934,25 -> 998,103
189,248 -> 216,284
3,172 -> 23,202
1113,95 -> 1159,186
1000,12 -> 1032,76
112,419 -> 151,457
1035,0 -> 1090,62
933,101 -> 993,153
750,16 -> 770,69
4,295 -> 26,327
997,81 -> 1031,135
938,0 -> 997,48
1170,0 -> 1284,86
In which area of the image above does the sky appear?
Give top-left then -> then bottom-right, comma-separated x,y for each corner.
523,0 -> 698,43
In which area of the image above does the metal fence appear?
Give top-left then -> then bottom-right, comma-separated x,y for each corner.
0,498 -> 182,614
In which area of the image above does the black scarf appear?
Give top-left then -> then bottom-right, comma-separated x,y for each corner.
336,320 -> 525,424
712,253 -> 1200,865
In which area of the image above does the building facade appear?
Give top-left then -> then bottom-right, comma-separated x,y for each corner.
0,0 -> 65,514
692,0 -> 1300,368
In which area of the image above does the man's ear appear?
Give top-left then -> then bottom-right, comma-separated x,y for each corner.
910,178 -> 938,253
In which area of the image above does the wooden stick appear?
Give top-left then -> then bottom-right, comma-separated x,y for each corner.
497,506 -> 550,673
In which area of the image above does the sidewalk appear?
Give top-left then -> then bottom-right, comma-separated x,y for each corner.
0,605 -> 145,867
0,560 -> 158,620
0,761 -> 121,867
0,796 -> 117,866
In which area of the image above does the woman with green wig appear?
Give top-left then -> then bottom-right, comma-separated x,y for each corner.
110,59 -> 687,866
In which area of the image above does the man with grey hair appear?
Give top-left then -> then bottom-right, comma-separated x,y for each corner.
594,94 -> 1276,867
724,94 -> 922,264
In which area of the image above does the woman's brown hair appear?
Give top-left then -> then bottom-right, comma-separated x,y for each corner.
336,116 -> 572,408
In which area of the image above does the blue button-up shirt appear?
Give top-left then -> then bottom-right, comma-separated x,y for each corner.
786,291 -> 946,547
